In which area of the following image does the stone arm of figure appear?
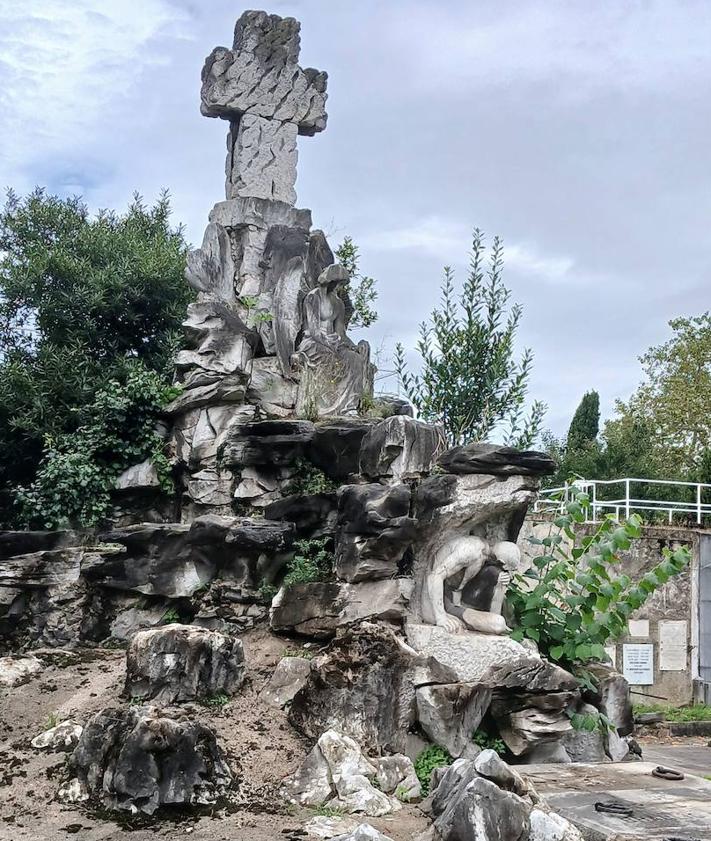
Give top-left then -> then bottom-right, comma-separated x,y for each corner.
332,293 -> 357,350
302,292 -> 339,351
426,547 -> 477,634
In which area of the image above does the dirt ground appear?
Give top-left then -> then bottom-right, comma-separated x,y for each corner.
0,629 -> 430,841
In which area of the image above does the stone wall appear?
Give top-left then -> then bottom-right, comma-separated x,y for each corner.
520,518 -> 700,706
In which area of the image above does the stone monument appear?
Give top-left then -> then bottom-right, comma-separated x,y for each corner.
167,10 -> 374,520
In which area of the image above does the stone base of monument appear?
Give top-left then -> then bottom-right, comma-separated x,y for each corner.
405,621 -> 539,683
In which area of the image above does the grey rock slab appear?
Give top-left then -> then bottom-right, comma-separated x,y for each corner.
31,721 -> 83,751
473,748 -> 527,795
416,682 -> 491,759
68,705 -> 231,814
371,754 -> 421,800
359,416 -> 442,481
405,622 -> 541,683
528,808 -> 584,841
0,654 -> 42,688
185,220 -> 236,301
270,579 -> 410,639
260,655 -> 312,708
335,483 -> 416,583
114,459 -> 160,491
124,623 -> 245,703
437,442 -> 556,477
331,824 -> 393,841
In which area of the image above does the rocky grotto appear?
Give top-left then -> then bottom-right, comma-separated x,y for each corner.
0,11 -> 636,841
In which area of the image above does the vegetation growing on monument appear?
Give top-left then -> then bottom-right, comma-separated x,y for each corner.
0,188 -> 191,526
414,745 -> 452,795
335,236 -> 378,329
394,229 -> 545,448
282,537 -> 335,589
507,487 -> 690,674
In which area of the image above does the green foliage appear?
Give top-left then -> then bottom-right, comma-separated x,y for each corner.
335,236 -> 378,329
567,391 -> 600,452
545,314 -> 711,487
43,711 -> 60,730
472,730 -> 507,756
239,294 -> 273,327
258,581 -> 279,603
395,229 -> 545,447
0,188 -> 190,524
569,709 -> 614,733
289,458 -> 337,495
633,702 -> 711,723
314,805 -> 345,818
414,745 -> 452,796
162,607 -> 181,624
394,783 -> 412,802
15,363 -> 180,528
201,692 -> 230,708
507,486 -> 691,670
282,538 -> 334,589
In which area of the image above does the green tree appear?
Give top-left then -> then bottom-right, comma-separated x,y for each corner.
0,188 -> 191,523
394,229 -> 545,447
614,314 -> 711,478
567,391 -> 600,452
335,236 -> 378,329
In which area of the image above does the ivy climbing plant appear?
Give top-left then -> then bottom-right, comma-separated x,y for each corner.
507,487 -> 691,673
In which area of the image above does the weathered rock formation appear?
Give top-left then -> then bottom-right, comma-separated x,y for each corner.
125,624 -> 245,703
62,706 -> 231,814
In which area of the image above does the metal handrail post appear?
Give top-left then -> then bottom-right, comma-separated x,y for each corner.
625,479 -> 630,519
698,483 -> 703,525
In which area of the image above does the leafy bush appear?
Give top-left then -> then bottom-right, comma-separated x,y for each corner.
201,692 -> 230,708
395,229 -> 545,447
16,363 -> 180,528
288,458 -> 337,495
0,188 -> 190,524
414,745 -> 452,796
472,729 -> 507,756
282,538 -> 334,589
507,486 -> 691,673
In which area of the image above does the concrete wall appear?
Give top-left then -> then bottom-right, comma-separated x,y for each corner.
518,518 -> 700,707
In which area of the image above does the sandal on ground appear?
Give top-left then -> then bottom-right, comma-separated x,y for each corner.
652,766 -> 685,781
594,801 -> 633,817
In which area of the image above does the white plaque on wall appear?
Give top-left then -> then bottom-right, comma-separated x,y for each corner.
659,620 -> 687,671
623,643 -> 654,685
628,619 -> 650,638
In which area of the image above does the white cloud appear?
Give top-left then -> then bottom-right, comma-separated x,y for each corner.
361,215 -> 576,283
0,0 -> 190,190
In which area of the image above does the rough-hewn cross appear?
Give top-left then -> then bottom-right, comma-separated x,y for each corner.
201,10 -> 328,206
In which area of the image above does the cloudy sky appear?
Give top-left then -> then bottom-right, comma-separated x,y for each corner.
1,0 -> 709,436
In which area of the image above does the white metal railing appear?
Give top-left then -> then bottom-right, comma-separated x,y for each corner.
534,477 -> 711,525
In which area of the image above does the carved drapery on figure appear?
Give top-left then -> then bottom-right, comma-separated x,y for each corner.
292,265 -> 373,417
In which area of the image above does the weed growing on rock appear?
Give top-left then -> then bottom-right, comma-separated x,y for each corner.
414,745 -> 452,796
282,538 -> 334,589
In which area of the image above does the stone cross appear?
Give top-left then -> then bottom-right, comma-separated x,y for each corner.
201,10 -> 328,206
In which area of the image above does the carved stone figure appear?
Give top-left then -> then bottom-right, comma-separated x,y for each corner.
294,265 -> 373,416
421,535 -> 521,635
